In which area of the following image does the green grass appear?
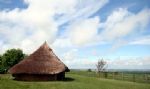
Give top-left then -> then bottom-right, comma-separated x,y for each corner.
0,72 -> 150,89
70,70 -> 150,83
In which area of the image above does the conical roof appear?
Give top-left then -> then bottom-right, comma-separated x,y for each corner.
8,42 -> 69,74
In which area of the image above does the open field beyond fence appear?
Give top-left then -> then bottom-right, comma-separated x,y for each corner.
70,70 -> 150,84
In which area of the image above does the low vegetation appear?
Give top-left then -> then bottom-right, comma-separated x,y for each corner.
71,70 -> 150,83
0,71 -> 150,89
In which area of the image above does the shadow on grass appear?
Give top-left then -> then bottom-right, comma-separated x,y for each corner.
62,77 -> 75,82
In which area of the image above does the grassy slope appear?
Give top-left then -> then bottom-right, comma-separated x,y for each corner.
0,74 -> 150,89
70,70 -> 150,83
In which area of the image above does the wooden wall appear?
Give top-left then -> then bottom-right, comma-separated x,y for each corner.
12,72 -> 65,81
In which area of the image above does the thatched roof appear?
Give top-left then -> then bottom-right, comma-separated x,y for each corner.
8,42 -> 69,74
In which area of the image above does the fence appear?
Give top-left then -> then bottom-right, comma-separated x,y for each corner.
69,70 -> 150,83
96,72 -> 150,83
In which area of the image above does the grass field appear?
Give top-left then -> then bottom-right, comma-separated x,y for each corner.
0,72 -> 150,89
70,70 -> 150,83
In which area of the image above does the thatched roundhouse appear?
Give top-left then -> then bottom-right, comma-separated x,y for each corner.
8,42 -> 69,81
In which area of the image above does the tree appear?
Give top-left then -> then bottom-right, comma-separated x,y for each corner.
0,55 -> 7,73
96,59 -> 107,77
0,55 -> 2,65
87,69 -> 92,72
2,49 -> 26,70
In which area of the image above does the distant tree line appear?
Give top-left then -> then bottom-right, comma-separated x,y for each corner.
0,49 -> 27,73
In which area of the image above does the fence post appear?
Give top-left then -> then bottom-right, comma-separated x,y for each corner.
113,72 -> 115,79
99,72 -> 101,78
122,72 -> 124,80
133,74 -> 135,82
144,74 -> 148,83
104,72 -> 108,78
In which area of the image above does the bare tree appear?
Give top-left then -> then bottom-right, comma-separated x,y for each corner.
96,59 -> 107,77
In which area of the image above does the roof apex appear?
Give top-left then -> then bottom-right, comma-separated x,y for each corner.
43,41 -> 48,46
41,41 -> 51,50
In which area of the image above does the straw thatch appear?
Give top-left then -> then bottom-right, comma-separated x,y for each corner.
8,42 -> 69,81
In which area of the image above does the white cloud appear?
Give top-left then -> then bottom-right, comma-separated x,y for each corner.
51,38 -> 72,48
53,46 -> 98,69
69,59 -> 97,69
0,0 -> 60,53
62,49 -> 78,61
94,8 -> 150,54
56,0 -> 109,25
107,57 -> 150,69
69,17 -> 100,46
108,39 -> 128,54
100,8 -> 150,41
61,49 -> 97,69
0,0 -> 108,54
129,36 -> 150,45
65,8 -> 150,48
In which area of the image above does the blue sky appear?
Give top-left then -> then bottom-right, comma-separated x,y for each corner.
0,0 -> 150,69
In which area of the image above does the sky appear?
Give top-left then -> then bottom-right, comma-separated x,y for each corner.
0,0 -> 150,69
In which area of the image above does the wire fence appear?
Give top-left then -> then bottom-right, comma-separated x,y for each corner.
92,72 -> 150,83
69,71 -> 150,84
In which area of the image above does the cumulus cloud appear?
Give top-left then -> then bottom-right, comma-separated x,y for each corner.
129,36 -> 150,45
61,49 -> 97,69
55,0 -> 109,25
62,49 -> 78,61
65,8 -> 150,48
107,57 -> 150,69
100,8 -> 150,41
69,17 -> 100,46
0,0 -> 61,53
0,0 -> 108,53
51,38 -> 72,49
96,8 -> 150,53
